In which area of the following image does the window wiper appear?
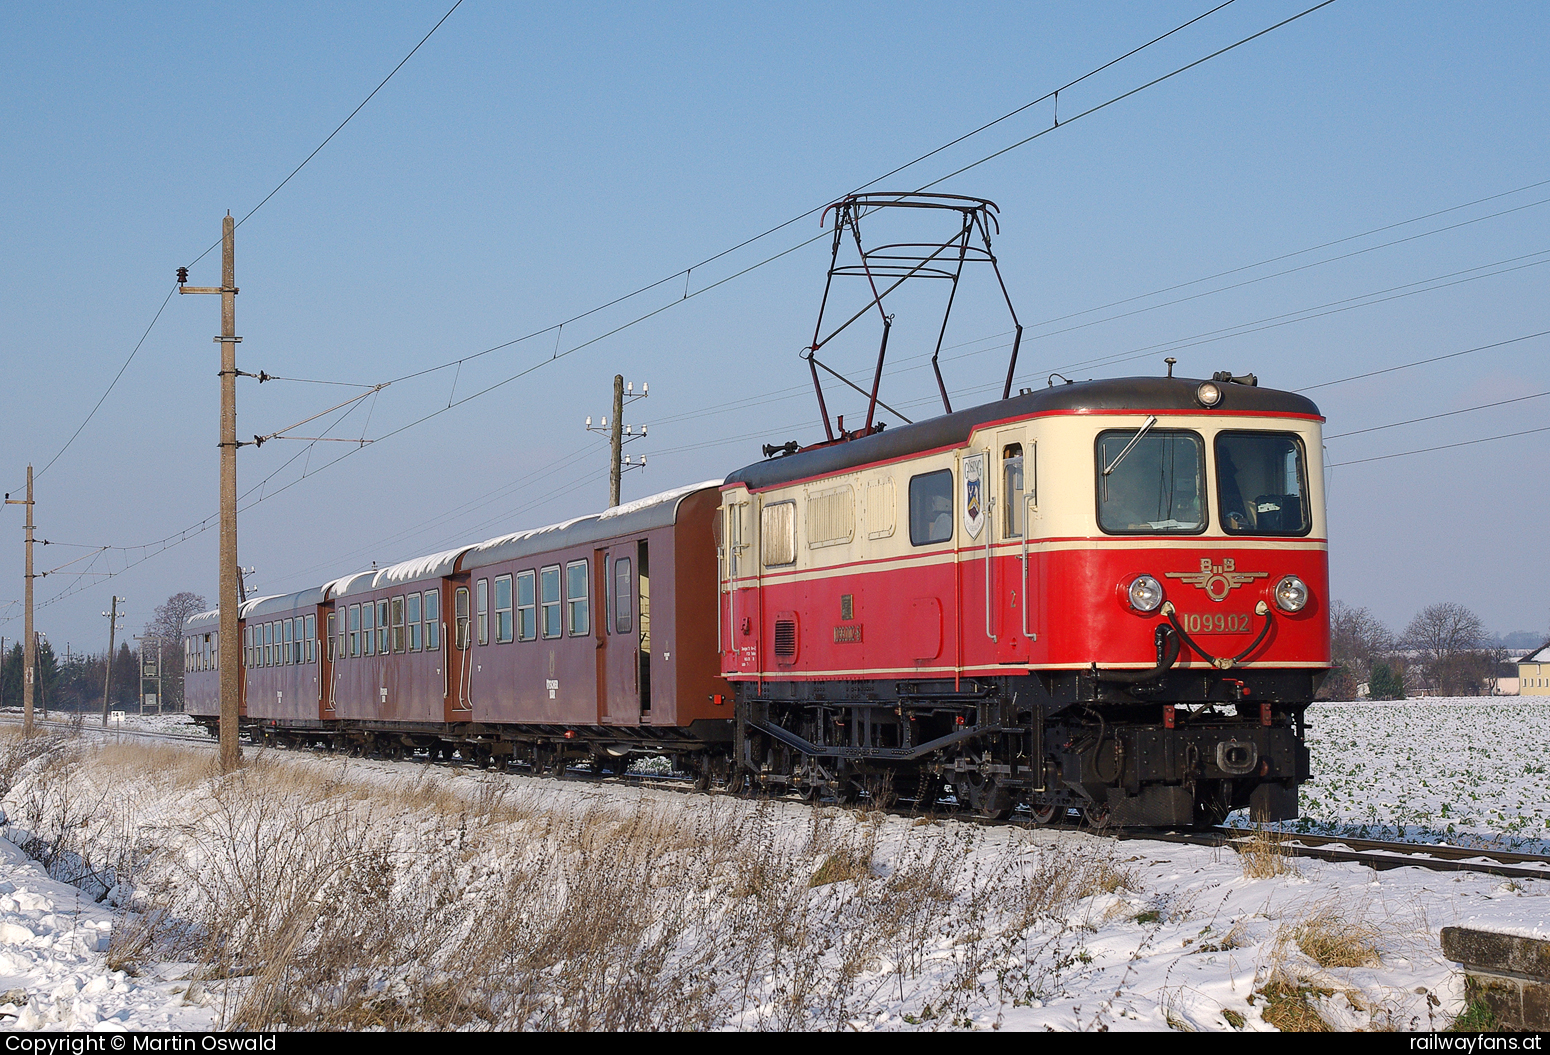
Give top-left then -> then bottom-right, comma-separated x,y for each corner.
1102,415 -> 1158,476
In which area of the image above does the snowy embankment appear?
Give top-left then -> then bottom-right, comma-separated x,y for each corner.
0,700 -> 1545,1031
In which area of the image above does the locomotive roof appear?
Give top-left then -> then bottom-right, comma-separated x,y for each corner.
724,375 -> 1322,491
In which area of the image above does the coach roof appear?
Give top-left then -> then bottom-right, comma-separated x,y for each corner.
725,376 -> 1322,491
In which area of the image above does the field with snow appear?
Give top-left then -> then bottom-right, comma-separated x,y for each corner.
0,698 -> 1545,1032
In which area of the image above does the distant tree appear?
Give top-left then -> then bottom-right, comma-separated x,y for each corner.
110,641 -> 139,708
145,592 -> 207,709
1403,602 -> 1487,695
1369,661 -> 1406,700
1322,601 -> 1394,700
0,642 -> 20,707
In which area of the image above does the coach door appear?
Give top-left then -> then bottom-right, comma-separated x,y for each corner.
596,544 -> 645,725
444,579 -> 473,722
996,431 -> 1034,664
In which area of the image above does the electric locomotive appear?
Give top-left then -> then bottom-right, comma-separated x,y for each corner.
719,371 -> 1326,825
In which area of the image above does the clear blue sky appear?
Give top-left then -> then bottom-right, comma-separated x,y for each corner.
2,1 -> 1546,652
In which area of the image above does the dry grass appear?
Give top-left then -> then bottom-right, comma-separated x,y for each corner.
1257,978 -> 1335,1032
1288,904 -> 1382,969
1238,828 -> 1297,879
4,740 -> 1164,1031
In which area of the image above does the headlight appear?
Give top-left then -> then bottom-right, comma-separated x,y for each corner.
1195,380 -> 1222,407
1128,575 -> 1164,612
1274,575 -> 1309,612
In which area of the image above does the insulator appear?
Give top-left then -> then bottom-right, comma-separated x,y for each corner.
176,267 -> 189,284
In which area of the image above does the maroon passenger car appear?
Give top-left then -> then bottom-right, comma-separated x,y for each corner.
184,481 -> 733,772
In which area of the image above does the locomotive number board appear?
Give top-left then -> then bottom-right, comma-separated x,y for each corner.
1177,612 -> 1253,635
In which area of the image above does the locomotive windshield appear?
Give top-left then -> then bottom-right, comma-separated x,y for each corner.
1096,429 -> 1206,534
1215,431 -> 1310,535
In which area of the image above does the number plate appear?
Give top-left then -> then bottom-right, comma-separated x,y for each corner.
1178,612 -> 1253,635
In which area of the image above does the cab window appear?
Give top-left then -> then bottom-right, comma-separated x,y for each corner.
1215,431 -> 1310,536
1095,429 -> 1206,534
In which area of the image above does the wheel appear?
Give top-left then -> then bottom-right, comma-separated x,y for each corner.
1027,802 -> 1059,827
1081,803 -> 1111,830
962,774 -> 1014,821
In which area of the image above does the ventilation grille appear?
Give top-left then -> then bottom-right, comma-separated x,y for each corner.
774,617 -> 798,661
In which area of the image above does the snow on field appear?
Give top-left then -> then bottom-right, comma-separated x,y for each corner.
0,700 -> 1545,1031
1286,698 -> 1550,853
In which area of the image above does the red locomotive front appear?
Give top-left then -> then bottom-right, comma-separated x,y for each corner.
720,374 -> 1327,826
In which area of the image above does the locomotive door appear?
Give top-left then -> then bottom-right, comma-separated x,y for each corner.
596,544 -> 645,725
995,430 -> 1034,664
725,499 -> 759,675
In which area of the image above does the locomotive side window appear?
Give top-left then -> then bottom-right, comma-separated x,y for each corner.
566,559 -> 590,636
516,571 -> 536,641
425,589 -> 441,651
1095,430 -> 1206,535
909,470 -> 954,546
1215,432 -> 1311,536
494,575 -> 513,643
761,501 -> 796,567
541,566 -> 562,639
1002,444 -> 1024,538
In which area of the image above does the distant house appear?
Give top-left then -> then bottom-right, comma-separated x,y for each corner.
1520,644 -> 1550,697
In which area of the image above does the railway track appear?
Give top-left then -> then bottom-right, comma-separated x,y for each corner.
1128,826 -> 1550,882
9,711 -> 1550,881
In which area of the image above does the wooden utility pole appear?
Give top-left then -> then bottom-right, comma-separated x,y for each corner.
179,214 -> 242,771
101,596 -> 122,725
585,376 -> 647,508
609,374 -> 623,508
5,466 -> 35,735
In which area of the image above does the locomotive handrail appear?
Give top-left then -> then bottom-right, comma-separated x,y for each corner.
984,493 -> 997,644
747,715 -> 1008,762
1160,600 -> 1273,670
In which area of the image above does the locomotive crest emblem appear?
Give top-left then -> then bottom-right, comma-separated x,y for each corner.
962,452 -> 986,539
1166,558 -> 1267,602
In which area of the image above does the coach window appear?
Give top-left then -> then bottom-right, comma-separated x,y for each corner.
376,600 -> 390,655
364,603 -> 376,656
455,587 -> 470,650
241,627 -> 249,668
326,614 -> 336,661
516,570 -> 536,642
1096,429 -> 1206,535
566,560 -> 590,636
614,557 -> 632,634
476,578 -> 490,646
908,470 -> 954,546
391,596 -> 406,653
285,619 -> 294,665
349,604 -> 361,658
1215,431 -> 1311,536
1003,444 -> 1024,538
306,614 -> 317,663
210,632 -> 217,670
494,575 -> 513,643
260,622 -> 269,667
425,589 -> 441,651
541,565 -> 562,639
407,593 -> 422,652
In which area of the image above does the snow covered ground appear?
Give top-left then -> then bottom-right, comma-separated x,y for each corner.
0,699 -> 1544,1031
